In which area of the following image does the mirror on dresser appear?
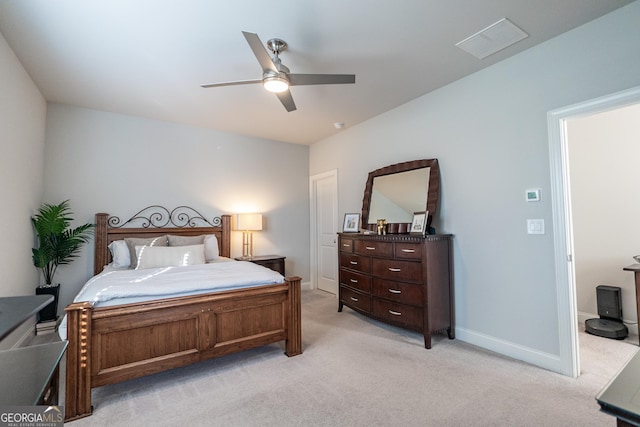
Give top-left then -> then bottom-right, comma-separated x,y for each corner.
361,159 -> 440,233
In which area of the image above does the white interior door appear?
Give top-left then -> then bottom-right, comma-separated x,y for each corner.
310,170 -> 338,294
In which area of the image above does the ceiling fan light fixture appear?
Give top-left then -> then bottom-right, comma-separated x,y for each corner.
264,80 -> 289,93
263,75 -> 289,93
202,32 -> 355,112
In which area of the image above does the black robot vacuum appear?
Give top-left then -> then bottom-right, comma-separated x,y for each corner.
585,285 -> 628,340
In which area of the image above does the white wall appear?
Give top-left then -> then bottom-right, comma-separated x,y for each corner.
310,2 -> 640,372
568,103 -> 640,331
0,32 -> 47,348
43,104 -> 310,309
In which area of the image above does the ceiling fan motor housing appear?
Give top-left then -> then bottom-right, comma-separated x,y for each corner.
266,38 -> 287,54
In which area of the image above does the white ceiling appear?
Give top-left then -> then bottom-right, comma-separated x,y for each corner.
0,0 -> 633,145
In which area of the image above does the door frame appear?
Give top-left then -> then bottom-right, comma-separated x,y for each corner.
309,169 -> 338,291
548,85 -> 640,377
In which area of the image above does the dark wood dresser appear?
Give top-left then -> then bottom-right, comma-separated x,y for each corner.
338,232 -> 454,348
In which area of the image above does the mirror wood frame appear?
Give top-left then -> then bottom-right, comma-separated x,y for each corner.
360,159 -> 440,233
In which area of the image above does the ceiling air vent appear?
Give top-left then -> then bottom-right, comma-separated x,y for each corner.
455,18 -> 528,59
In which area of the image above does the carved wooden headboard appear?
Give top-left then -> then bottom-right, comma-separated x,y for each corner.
93,206 -> 231,275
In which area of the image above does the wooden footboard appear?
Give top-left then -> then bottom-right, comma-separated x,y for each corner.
64,277 -> 302,422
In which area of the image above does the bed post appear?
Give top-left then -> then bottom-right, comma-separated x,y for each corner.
94,213 -> 109,276
220,214 -> 231,258
64,302 -> 94,421
285,276 -> 302,356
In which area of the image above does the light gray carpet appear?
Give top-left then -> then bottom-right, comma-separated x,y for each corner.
64,290 -> 638,426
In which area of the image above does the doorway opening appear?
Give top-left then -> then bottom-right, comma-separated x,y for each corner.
548,85 -> 640,377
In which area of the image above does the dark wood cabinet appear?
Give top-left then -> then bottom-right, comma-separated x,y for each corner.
0,296 -> 67,405
237,255 -> 286,275
338,233 -> 454,349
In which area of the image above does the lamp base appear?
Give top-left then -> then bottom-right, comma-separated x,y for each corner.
242,231 -> 254,259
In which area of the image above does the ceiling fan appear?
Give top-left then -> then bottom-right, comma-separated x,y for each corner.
201,31 -> 356,112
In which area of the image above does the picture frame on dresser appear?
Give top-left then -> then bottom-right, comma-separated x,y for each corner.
410,211 -> 428,236
342,213 -> 360,232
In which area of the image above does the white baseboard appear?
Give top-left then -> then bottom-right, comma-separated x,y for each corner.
457,314 -> 639,376
301,281 -> 313,291
455,327 -> 564,374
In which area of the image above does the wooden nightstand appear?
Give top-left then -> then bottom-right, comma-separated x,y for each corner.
236,255 -> 286,276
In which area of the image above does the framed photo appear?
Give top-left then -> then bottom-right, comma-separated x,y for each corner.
342,213 -> 360,233
410,211 -> 428,236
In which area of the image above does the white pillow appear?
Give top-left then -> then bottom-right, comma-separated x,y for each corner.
167,234 -> 219,261
125,235 -> 168,269
108,240 -> 131,269
204,234 -> 219,261
135,244 -> 206,270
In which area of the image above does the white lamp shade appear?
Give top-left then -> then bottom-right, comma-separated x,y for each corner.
235,213 -> 263,231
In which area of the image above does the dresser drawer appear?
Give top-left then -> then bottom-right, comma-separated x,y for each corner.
373,299 -> 422,328
372,259 -> 422,283
340,269 -> 372,293
339,237 -> 354,253
340,253 -> 371,274
395,243 -> 423,260
354,240 -> 393,257
372,278 -> 422,306
340,285 -> 371,314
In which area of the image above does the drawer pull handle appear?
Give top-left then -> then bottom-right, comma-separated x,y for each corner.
401,249 -> 416,253
350,297 -> 359,302
388,289 -> 401,294
350,279 -> 358,283
343,243 -> 351,247
350,261 -> 358,265
388,268 -> 401,272
389,310 -> 402,316
366,246 -> 376,250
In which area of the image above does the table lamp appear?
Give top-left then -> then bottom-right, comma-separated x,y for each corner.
234,213 -> 263,259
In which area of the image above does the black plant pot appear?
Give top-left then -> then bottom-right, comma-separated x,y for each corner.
36,284 -> 60,322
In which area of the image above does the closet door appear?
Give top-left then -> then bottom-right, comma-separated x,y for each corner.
311,170 -> 338,294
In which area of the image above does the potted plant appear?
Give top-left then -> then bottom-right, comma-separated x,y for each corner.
32,200 -> 93,321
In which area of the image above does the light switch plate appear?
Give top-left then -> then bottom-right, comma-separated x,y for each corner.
527,219 -> 545,234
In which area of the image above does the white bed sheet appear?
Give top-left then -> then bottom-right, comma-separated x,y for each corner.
58,258 -> 284,339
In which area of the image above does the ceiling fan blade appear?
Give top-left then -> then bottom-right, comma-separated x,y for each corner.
276,90 -> 297,112
288,74 -> 356,86
201,79 -> 262,88
242,31 -> 278,74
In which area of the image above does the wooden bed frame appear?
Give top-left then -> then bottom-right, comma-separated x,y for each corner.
64,207 -> 302,421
